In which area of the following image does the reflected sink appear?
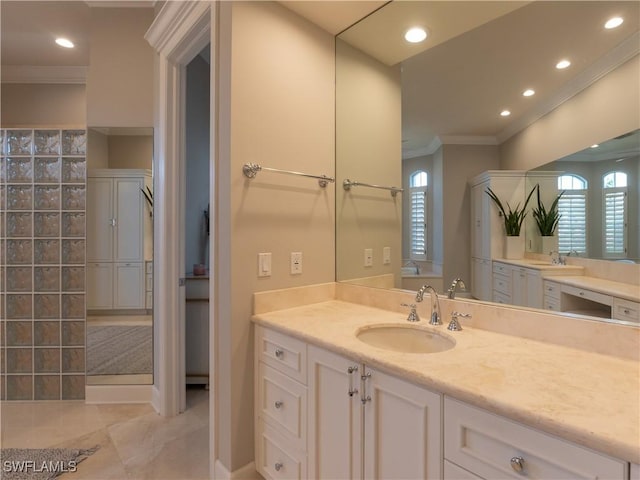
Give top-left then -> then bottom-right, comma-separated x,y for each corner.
356,324 -> 455,354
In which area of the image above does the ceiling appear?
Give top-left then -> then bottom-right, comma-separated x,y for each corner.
2,1 -> 638,159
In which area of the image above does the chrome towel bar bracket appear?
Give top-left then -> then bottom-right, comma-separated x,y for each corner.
343,179 -> 403,197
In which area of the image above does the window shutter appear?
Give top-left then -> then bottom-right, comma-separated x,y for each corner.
410,190 -> 426,260
604,189 -> 626,256
557,192 -> 586,253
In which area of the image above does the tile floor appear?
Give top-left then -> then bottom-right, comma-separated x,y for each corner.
0,387 -> 210,479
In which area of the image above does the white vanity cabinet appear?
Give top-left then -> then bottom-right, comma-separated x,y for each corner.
256,327 -> 442,480
470,171 -> 526,301
493,261 -> 542,308
87,169 -> 152,310
444,397 -> 627,479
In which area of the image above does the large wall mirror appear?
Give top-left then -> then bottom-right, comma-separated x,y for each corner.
336,1 -> 639,317
85,127 -> 153,386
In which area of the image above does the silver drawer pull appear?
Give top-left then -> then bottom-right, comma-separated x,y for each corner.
347,365 -> 358,374
361,395 -> 371,405
510,456 -> 525,473
274,401 -> 283,409
579,291 -> 585,296
348,388 -> 358,397
274,349 -> 284,359
623,308 -> 631,314
275,462 -> 283,472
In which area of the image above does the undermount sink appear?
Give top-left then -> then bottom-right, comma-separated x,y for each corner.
356,324 -> 455,354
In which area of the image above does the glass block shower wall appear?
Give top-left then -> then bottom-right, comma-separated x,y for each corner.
1,129 -> 87,400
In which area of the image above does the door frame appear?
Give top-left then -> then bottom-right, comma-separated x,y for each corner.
145,2 -> 218,478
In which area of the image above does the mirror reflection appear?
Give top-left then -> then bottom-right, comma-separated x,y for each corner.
85,127 -> 153,386
335,1 -> 640,322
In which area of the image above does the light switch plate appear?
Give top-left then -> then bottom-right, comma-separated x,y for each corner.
383,246 -> 391,265
291,252 -> 302,274
364,248 -> 373,267
258,252 -> 271,277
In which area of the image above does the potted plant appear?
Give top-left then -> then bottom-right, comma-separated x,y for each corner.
532,184 -> 564,254
486,186 -> 535,259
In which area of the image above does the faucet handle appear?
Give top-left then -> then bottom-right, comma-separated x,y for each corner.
448,311 -> 471,331
400,303 -> 420,322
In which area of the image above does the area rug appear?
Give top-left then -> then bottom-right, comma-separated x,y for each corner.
86,325 -> 152,375
0,446 -> 99,480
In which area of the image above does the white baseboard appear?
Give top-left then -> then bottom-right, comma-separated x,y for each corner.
151,385 -> 161,413
85,384 -> 153,404
214,460 -> 259,480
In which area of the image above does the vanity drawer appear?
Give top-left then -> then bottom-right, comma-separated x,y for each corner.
444,397 -> 626,479
542,280 -> 561,300
257,420 -> 306,480
258,363 -> 307,449
493,273 -> 510,295
612,298 -> 640,323
561,284 -> 612,307
543,295 -> 561,312
444,460 -> 482,479
257,326 -> 307,384
492,262 -> 510,276
492,290 -> 511,305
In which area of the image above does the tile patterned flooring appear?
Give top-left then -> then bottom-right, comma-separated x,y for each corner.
0,387 -> 210,479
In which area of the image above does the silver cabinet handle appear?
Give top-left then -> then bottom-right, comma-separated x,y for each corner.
348,388 -> 358,397
361,372 -> 371,381
274,462 -> 283,472
347,365 -> 358,374
274,401 -> 283,409
361,395 -> 371,405
510,456 -> 525,473
274,349 -> 284,358
624,308 -> 631,314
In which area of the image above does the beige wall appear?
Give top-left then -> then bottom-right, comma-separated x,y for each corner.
217,1 -> 336,470
86,7 -> 154,127
335,39 -> 402,284
500,55 -> 640,171
87,128 -> 109,169
0,84 -> 86,127
441,144 -> 500,285
107,135 -> 153,169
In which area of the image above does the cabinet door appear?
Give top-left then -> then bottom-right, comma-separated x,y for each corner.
86,262 -> 113,309
86,178 -> 114,262
511,267 -> 526,306
525,269 -> 542,308
363,367 -> 442,480
472,181 -> 491,259
308,346 -> 362,480
113,262 -> 144,308
114,178 -> 144,262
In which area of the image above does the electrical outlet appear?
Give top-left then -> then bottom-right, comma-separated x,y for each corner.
383,246 -> 391,265
291,252 -> 302,274
258,253 -> 271,277
364,248 -> 373,267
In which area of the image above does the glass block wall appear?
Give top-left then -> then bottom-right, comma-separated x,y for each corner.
1,129 -> 87,400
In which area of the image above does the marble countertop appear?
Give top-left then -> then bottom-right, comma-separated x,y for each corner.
253,300 -> 640,464
547,275 -> 640,303
494,258 -> 584,274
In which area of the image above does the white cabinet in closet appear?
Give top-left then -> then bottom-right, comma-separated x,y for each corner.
86,169 -> 152,310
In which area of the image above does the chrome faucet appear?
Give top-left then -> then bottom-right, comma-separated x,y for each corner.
404,260 -> 420,275
415,285 -> 442,325
447,278 -> 467,299
549,250 -> 565,265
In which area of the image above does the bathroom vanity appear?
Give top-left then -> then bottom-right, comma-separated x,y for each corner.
252,283 -> 639,479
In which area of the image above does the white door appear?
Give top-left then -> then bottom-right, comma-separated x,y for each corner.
363,367 -> 442,480
113,262 -> 145,308
86,262 -> 113,309
308,346 -> 362,480
86,177 -> 114,262
114,178 -> 144,263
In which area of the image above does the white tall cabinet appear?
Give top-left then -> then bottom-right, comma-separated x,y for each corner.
87,169 -> 152,310
469,171 -> 526,301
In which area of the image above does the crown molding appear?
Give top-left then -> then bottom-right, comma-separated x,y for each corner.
403,136 -> 443,159
439,135 -> 499,145
497,32 -> 640,144
145,1 -> 210,58
85,1 -> 156,8
1,66 -> 88,84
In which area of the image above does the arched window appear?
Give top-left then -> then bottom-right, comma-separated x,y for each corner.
603,171 -> 627,257
409,171 -> 427,260
557,174 -> 587,253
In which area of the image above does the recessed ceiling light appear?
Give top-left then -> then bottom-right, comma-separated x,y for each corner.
404,27 -> 427,44
556,59 -> 571,69
522,89 -> 535,97
590,144 -> 600,148
500,110 -> 511,117
605,17 -> 624,29
55,38 -> 74,49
